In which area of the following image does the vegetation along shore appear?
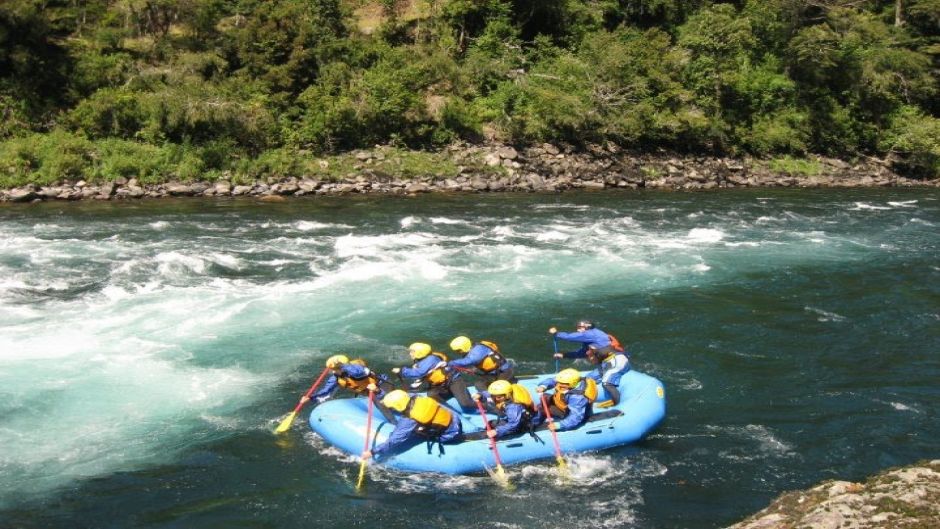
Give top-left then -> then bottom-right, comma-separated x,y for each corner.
2,0 -> 938,203
2,142 -> 938,203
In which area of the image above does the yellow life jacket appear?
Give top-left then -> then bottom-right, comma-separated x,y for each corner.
423,351 -> 449,386
336,359 -> 378,394
476,340 -> 505,373
406,395 -> 452,430
552,378 -> 598,413
508,383 -> 536,414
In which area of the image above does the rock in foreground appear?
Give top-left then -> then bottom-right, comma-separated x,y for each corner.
727,461 -> 940,529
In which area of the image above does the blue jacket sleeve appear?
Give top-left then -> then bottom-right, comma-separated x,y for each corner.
372,417 -> 419,458
556,329 -> 612,348
447,345 -> 488,369
401,356 -> 439,379
563,345 -> 590,359
556,394 -> 589,430
494,404 -> 524,438
311,374 -> 338,400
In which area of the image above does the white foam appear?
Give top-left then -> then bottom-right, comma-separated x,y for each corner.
888,200 -> 917,207
804,306 -> 846,322
294,220 -> 345,231
429,217 -> 468,225
850,202 -> 891,211
687,228 -> 725,243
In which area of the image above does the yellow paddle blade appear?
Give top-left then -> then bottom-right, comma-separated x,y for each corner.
274,411 -> 297,434
494,465 -> 513,490
356,460 -> 368,491
484,463 -> 514,490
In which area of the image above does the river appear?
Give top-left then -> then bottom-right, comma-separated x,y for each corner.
1,188 -> 938,528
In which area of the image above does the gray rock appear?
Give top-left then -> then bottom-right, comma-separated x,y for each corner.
9,188 -> 38,202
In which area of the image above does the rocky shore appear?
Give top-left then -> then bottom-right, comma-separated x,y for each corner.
727,460 -> 940,529
2,143 -> 937,203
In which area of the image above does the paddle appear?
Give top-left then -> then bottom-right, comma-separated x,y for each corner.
356,389 -> 376,491
274,367 -> 331,434
553,335 -> 560,373
473,397 -> 511,489
539,393 -> 568,475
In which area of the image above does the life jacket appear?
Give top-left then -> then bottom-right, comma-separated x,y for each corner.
491,384 -> 537,436
405,395 -> 453,431
423,352 -> 450,386
336,359 -> 379,394
552,378 -> 598,413
476,340 -> 506,373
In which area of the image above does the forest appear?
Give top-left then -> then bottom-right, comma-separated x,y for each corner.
1,0 -> 938,187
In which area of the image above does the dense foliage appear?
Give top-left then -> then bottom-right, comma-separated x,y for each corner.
1,0 -> 938,184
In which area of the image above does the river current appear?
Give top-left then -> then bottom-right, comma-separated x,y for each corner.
1,188 -> 938,528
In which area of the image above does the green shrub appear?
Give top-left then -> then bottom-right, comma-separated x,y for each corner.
881,106 -> 940,178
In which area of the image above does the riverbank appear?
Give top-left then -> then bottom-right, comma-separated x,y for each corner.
727,461 -> 940,528
2,143 -> 937,203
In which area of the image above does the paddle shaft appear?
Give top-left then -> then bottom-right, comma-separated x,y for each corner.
553,336 -> 560,373
356,390 -> 376,491
293,367 -> 331,414
539,393 -> 565,462
474,398 -> 505,468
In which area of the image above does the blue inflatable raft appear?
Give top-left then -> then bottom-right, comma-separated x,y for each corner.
309,369 -> 665,474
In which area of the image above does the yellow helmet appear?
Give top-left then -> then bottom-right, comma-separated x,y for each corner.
449,336 -> 472,353
487,380 -> 512,397
556,368 -> 581,387
409,342 -> 432,360
382,389 -> 410,412
326,354 -> 349,369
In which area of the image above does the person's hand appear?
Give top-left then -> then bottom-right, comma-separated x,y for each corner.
300,396 -> 310,404
391,367 -> 401,375
366,383 -> 377,392
361,450 -> 372,460
553,353 -> 563,359
536,385 -> 546,393
472,393 -> 481,401
487,429 -> 497,439
548,327 -> 557,334
548,422 -> 557,432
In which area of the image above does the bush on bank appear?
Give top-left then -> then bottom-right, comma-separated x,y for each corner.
0,0 -> 937,187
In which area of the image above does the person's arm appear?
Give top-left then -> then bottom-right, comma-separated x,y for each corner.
308,374 -> 338,402
448,346 -> 486,369
494,404 -> 523,438
400,356 -> 435,378
562,345 -> 589,359
555,395 -> 588,430
555,330 -> 592,343
371,418 -> 418,458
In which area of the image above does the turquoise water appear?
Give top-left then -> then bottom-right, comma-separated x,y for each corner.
1,189 -> 937,528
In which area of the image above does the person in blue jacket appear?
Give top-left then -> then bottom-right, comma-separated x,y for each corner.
392,342 -> 475,413
550,320 -> 630,406
447,336 -> 516,391
362,390 -> 463,461
535,369 -> 597,431
301,354 -> 397,424
472,380 -> 540,439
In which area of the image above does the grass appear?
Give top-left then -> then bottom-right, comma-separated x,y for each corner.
766,156 -> 823,176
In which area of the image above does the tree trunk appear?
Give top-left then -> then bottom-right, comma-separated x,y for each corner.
895,0 -> 905,26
